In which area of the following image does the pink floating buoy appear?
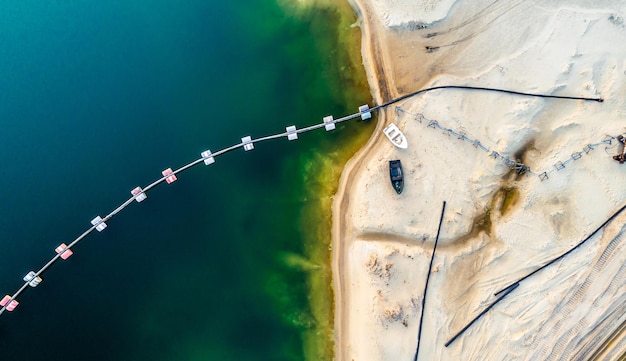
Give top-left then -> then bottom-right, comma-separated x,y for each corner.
1,295 -> 19,311
55,243 -> 74,260
162,168 -> 178,184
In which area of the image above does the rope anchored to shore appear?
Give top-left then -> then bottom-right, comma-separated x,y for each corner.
445,283 -> 520,348
444,203 -> 626,347
494,203 -> 626,297
372,85 -> 602,113
396,108 -> 619,181
414,201 -> 447,361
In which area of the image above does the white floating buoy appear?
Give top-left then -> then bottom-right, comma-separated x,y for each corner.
162,168 -> 178,184
23,271 -> 42,287
359,104 -> 372,120
201,150 -> 215,165
286,126 -> 298,141
55,243 -> 74,260
242,136 -> 254,151
131,186 -> 147,202
91,216 -> 107,232
324,115 -> 335,131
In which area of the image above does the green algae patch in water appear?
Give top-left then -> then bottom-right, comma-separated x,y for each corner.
272,2 -> 374,360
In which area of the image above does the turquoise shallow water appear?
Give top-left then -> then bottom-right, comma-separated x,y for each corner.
0,1 -> 371,360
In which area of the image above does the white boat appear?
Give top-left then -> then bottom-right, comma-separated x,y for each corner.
383,124 -> 408,149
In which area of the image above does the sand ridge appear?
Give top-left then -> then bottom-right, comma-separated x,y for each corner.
333,0 -> 626,359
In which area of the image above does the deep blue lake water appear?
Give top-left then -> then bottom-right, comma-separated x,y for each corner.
0,1 -> 372,360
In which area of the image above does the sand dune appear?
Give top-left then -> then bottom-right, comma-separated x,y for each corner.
334,1 -> 626,359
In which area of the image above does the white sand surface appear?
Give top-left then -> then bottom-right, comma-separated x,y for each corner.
334,0 -> 626,359
366,0 -> 458,28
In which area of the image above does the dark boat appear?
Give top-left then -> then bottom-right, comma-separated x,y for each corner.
389,160 -> 404,194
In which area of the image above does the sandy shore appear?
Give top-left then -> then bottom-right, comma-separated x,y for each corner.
333,1 -> 626,360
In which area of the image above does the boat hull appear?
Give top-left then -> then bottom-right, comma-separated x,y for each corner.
383,124 -> 408,149
389,160 -> 404,194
